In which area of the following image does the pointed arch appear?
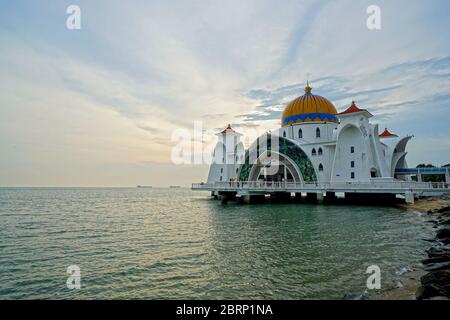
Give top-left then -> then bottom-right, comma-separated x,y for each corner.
238,135 -> 317,182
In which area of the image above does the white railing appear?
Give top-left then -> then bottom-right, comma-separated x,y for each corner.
192,180 -> 450,191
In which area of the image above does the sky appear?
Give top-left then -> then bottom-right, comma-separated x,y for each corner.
0,0 -> 449,187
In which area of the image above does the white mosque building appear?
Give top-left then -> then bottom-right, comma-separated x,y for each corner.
195,82 -> 449,203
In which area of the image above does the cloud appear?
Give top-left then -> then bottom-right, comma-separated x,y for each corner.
237,54 -> 450,126
1,0 -> 450,185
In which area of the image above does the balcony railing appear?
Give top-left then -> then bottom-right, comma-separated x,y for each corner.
192,180 -> 450,191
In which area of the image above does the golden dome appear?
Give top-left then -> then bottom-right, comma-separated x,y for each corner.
281,82 -> 338,127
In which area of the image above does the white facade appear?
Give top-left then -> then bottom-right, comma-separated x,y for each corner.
207,125 -> 245,184
207,101 -> 412,185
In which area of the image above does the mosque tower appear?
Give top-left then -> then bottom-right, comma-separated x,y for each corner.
207,125 -> 245,184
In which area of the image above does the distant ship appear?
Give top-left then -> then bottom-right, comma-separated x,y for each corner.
137,185 -> 152,188
169,185 -> 181,189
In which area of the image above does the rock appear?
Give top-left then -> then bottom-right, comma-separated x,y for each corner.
437,228 -> 450,239
419,270 -> 450,298
440,238 -> 450,245
437,206 -> 450,213
427,245 -> 450,258
416,284 -> 442,300
426,296 -> 449,300
422,256 -> 450,265
343,292 -> 370,300
440,211 -> 450,218
438,219 -> 450,226
424,261 -> 450,272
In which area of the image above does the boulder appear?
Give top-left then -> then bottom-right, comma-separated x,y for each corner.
436,228 -> 450,239
422,256 -> 450,265
437,206 -> 450,213
417,270 -> 450,299
427,245 -> 450,258
424,261 -> 450,272
421,270 -> 450,287
438,238 -> 450,245
416,284 -> 443,300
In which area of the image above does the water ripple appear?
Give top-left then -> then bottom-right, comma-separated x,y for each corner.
0,188 -> 433,299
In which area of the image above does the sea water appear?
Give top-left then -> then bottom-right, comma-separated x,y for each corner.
0,188 -> 432,299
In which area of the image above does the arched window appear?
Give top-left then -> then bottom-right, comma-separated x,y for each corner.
220,168 -> 223,174
236,168 -> 239,174
316,128 -> 321,138
318,147 -> 323,156
312,148 -> 317,156
298,128 -> 303,139
319,163 -> 324,171
283,131 -> 286,138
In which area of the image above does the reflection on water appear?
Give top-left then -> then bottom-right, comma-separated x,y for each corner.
0,188 -> 432,299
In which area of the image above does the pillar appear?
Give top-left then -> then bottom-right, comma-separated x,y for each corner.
316,192 -> 324,203
345,192 -> 398,204
417,173 -> 422,182
306,193 -> 318,203
243,195 -> 265,204
270,192 -> 291,203
220,194 -> 229,204
324,192 -> 337,203
405,192 -> 415,204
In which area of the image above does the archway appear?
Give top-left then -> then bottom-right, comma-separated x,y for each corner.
238,135 -> 317,182
248,151 -> 303,183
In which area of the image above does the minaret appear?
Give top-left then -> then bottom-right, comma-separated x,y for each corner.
207,124 -> 244,184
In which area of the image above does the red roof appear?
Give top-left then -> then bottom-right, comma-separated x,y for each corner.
379,128 -> 398,138
339,101 -> 366,115
220,124 -> 236,134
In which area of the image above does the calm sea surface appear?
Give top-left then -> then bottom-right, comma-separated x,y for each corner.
0,188 -> 432,299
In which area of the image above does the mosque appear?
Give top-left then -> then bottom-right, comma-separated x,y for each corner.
194,82 -> 449,203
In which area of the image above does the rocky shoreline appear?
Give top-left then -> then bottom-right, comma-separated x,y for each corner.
416,202 -> 450,299
345,197 -> 450,300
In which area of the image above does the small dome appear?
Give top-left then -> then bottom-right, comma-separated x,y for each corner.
281,82 -> 338,127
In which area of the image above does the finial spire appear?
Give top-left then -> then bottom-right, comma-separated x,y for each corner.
304,80 -> 312,94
